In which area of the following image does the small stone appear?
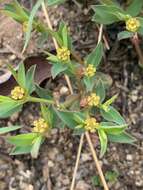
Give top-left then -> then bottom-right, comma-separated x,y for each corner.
48,160 -> 54,168
9,54 -> 16,61
75,180 -> 91,190
81,153 -> 91,162
126,154 -> 133,161
59,86 -> 69,95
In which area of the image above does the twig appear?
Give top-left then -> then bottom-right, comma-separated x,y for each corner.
41,1 -> 73,93
97,25 -> 110,50
70,134 -> 84,190
41,2 -> 58,50
97,24 -> 103,44
131,33 -> 143,66
85,132 -> 109,190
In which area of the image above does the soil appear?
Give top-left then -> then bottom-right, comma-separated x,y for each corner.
0,1 -> 143,190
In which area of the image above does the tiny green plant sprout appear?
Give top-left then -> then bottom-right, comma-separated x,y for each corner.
0,0 -> 137,189
92,0 -> 143,65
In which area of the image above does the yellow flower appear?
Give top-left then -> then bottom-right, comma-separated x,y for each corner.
11,86 -> 25,100
33,118 -> 49,134
57,47 -> 70,62
84,64 -> 96,77
22,21 -> 29,32
84,117 -> 100,133
87,93 -> 100,107
126,18 -> 140,32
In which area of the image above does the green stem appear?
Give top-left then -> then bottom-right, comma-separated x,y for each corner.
28,96 -> 54,104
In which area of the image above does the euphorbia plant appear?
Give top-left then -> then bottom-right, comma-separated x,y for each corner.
0,0 -> 136,189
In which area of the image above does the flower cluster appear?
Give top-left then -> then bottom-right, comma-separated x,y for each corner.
84,64 -> 96,77
87,93 -> 100,107
33,118 -> 49,133
84,117 -> 100,133
57,47 -> 70,62
126,17 -> 140,32
11,86 -> 25,100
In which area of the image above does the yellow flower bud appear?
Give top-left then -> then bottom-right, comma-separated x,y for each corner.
87,93 -> 100,107
84,117 -> 100,133
57,47 -> 70,62
11,86 -> 25,100
84,64 -> 96,77
22,21 -> 29,33
126,18 -> 140,32
33,118 -> 49,134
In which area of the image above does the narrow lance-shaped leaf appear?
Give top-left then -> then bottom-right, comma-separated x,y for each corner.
54,108 -> 78,129
7,133 -> 38,146
0,126 -> 21,135
95,80 -> 105,103
118,31 -> 134,41
46,0 -> 66,6
51,63 -> 67,79
31,135 -> 43,158
10,145 -> 32,155
108,132 -> 136,144
126,0 -> 143,17
100,106 -> 126,125
98,129 -> 108,157
18,62 -> 26,88
86,42 -> 103,68
23,0 -> 44,52
100,122 -> 127,135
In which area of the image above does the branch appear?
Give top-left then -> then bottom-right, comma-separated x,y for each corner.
85,132 -> 109,190
70,134 -> 84,190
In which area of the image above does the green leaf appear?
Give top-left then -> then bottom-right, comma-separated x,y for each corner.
23,0 -> 44,52
108,132 -> 136,144
0,101 -> 23,118
94,72 -> 113,89
51,63 -> 67,79
40,104 -> 54,126
95,80 -> 105,103
100,122 -> 127,135
105,171 -> 119,183
137,17 -> 143,35
83,76 -> 95,92
98,129 -> 108,157
7,133 -> 38,146
0,96 -> 13,102
10,145 -> 32,155
101,94 -> 118,111
62,24 -> 68,48
18,63 -> 26,88
0,126 -> 21,135
35,85 -> 52,100
73,113 -> 85,124
25,65 -> 36,94
86,42 -> 103,67
73,127 -> 85,136
100,106 -> 126,125
92,5 -> 124,25
54,108 -> 78,129
126,0 -> 143,17
118,31 -> 134,40
7,64 -> 18,81
31,135 -> 43,158
3,1 -> 29,23
46,0 -> 66,6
